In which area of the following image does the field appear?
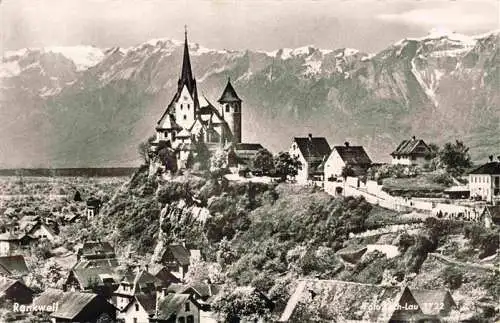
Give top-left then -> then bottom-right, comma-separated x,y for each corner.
0,176 -> 128,214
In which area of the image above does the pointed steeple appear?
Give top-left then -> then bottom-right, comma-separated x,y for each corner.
179,25 -> 196,95
218,77 -> 242,103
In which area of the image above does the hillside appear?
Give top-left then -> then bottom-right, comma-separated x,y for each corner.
88,170 -> 499,321
1,30 -> 499,167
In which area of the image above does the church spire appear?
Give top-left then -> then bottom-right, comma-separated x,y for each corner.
179,25 -> 195,94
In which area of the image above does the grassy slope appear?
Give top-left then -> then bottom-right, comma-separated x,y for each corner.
99,170 -> 498,320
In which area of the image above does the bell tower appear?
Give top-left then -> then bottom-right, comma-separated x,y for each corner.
218,78 -> 242,144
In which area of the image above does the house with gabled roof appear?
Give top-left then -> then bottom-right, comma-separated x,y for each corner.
289,134 -> 331,184
0,277 -> 34,305
324,142 -> 372,181
0,232 -> 30,256
114,269 -> 168,312
34,289 -> 116,323
468,157 -> 500,203
118,292 -> 157,323
391,136 -> 432,167
63,265 -> 119,299
157,244 -> 199,281
0,255 -> 30,279
481,205 -> 500,228
151,293 -> 202,323
77,240 -> 116,261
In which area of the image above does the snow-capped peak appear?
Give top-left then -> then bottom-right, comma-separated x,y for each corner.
394,28 -> 482,47
43,46 -> 105,71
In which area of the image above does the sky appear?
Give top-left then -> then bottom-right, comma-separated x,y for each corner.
1,0 -> 498,53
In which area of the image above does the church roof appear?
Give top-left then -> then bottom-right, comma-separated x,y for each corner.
157,114 -> 182,130
218,79 -> 241,103
179,30 -> 196,96
176,129 -> 191,138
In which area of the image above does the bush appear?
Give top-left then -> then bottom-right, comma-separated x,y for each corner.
442,266 -> 463,290
432,171 -> 454,186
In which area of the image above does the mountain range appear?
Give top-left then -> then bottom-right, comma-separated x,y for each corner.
0,30 -> 498,168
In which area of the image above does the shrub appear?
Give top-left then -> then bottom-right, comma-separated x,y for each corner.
432,171 -> 454,186
442,266 -> 463,290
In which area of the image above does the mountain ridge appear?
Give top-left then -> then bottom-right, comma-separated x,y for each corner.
0,30 -> 498,167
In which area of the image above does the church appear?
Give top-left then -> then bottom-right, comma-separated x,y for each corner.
150,29 -> 261,170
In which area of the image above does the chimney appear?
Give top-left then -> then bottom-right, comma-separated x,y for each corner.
489,155 -> 494,162
344,141 -> 350,147
308,133 -> 313,141
412,136 -> 416,140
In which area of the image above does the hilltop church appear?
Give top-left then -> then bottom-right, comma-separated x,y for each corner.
150,29 -> 262,170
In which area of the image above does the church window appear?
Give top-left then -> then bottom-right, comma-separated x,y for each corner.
234,105 -> 239,113
187,104 -> 190,110
180,104 -> 183,110
184,115 -> 187,120
225,104 -> 230,113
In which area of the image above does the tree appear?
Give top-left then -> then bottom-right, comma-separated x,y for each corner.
341,165 -> 355,179
73,190 -> 82,202
212,285 -> 272,323
138,135 -> 155,165
438,140 -> 472,175
193,137 -> 211,170
210,149 -> 229,171
157,142 -> 178,173
252,149 -> 274,175
274,152 -> 301,182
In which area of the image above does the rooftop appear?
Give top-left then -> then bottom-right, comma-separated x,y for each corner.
391,137 -> 430,157
293,136 -> 331,159
469,161 -> 500,175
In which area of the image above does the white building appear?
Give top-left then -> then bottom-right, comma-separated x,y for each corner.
391,136 -> 432,167
469,159 -> 500,203
289,135 -> 331,184
324,143 -> 372,181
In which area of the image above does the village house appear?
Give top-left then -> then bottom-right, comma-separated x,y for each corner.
167,282 -> 221,323
156,244 -> 200,281
324,142 -> 372,181
150,293 -> 202,323
0,231 -> 28,256
227,143 -> 266,173
481,205 -> 500,228
289,135 -> 331,184
76,241 -> 116,262
468,157 -> 500,203
0,277 -> 34,305
278,279 -> 456,322
34,289 -> 117,323
148,264 -> 182,287
63,265 -> 119,299
391,136 -> 432,167
114,269 -> 167,312
118,292 -> 157,323
0,255 -> 30,279
86,197 -> 102,220
18,215 -> 58,242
